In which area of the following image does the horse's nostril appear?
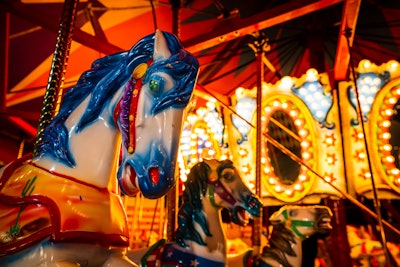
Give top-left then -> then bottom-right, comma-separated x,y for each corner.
149,167 -> 160,185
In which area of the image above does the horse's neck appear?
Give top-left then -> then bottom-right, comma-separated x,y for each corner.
262,228 -> 304,267
183,197 -> 227,263
34,97 -> 121,189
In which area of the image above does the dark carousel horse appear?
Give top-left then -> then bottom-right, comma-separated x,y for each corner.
242,205 -> 333,267
132,159 -> 263,267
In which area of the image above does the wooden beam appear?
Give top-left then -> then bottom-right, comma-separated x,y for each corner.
0,9 -> 9,112
183,0 -> 344,53
334,0 -> 361,81
1,0 -> 122,55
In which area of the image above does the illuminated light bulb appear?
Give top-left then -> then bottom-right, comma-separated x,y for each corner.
321,99 -> 330,107
395,88 -> 400,95
325,138 -> 333,145
275,185 -> 283,192
299,88 -> 307,96
281,76 -> 293,90
358,152 -> 366,159
357,132 -> 364,139
381,120 -> 391,128
208,150 -> 215,156
306,68 -> 318,81
382,144 -> 392,151
289,110 -> 298,117
273,100 -> 281,107
387,97 -> 397,105
294,183 -> 303,191
360,59 -> 371,69
312,93 -> 321,101
236,87 -> 244,95
324,176 -> 332,182
261,157 -> 266,164
241,166 -> 248,173
298,129 -> 309,137
381,132 -> 391,140
190,149 -> 197,155
310,102 -> 319,110
373,78 -> 381,86
390,168 -> 400,175
301,141 -> 310,148
221,155 -> 228,160
299,174 -> 307,181
367,96 -> 374,104
309,84 -> 318,92
268,178 -> 276,185
384,109 -> 394,116
264,106 -> 272,113
264,166 -> 271,174
361,84 -> 370,92
364,172 -> 371,179
294,119 -> 303,127
302,151 -> 311,160
282,102 -> 289,109
239,150 -> 246,156
388,60 -> 399,70
206,101 -> 216,109
370,86 -> 379,94
285,189 -> 293,196
327,156 -> 334,164
316,110 -> 325,119
181,175 -> 187,182
190,158 -> 198,164
384,155 -> 395,163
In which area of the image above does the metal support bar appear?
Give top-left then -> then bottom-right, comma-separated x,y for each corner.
33,0 -> 79,157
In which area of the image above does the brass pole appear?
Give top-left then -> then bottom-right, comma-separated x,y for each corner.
33,0 -> 79,157
249,32 -> 268,254
166,0 -> 181,242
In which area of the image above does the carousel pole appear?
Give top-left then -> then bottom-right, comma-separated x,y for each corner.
249,32 -> 268,254
33,0 -> 79,157
165,0 -> 181,242
344,27 -> 392,266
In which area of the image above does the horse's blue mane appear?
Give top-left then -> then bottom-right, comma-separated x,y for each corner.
35,31 -> 198,167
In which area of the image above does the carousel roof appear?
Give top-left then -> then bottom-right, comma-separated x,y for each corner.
1,0 -> 400,163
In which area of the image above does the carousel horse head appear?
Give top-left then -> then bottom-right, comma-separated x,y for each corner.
257,205 -> 332,267
137,159 -> 262,267
0,31 -> 198,266
175,159 -> 262,248
34,30 -> 199,198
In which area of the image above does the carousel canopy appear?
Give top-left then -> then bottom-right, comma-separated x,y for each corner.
0,0 -> 399,163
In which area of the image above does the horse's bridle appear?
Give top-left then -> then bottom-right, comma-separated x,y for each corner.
208,180 -> 237,207
281,209 -> 316,239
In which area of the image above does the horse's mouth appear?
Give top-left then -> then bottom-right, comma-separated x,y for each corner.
317,214 -> 332,231
232,206 -> 257,226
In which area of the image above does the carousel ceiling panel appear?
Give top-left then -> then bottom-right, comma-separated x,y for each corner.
0,0 -> 400,163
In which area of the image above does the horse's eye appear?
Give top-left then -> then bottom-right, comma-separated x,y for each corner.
149,79 -> 159,92
289,209 -> 297,217
222,170 -> 235,182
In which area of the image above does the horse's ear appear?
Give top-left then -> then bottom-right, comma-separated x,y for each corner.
154,30 -> 171,61
202,158 -> 219,182
269,210 -> 284,225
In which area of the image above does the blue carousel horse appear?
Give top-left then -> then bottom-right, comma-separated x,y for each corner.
239,205 -> 333,267
0,30 -> 199,266
133,159 -> 263,267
